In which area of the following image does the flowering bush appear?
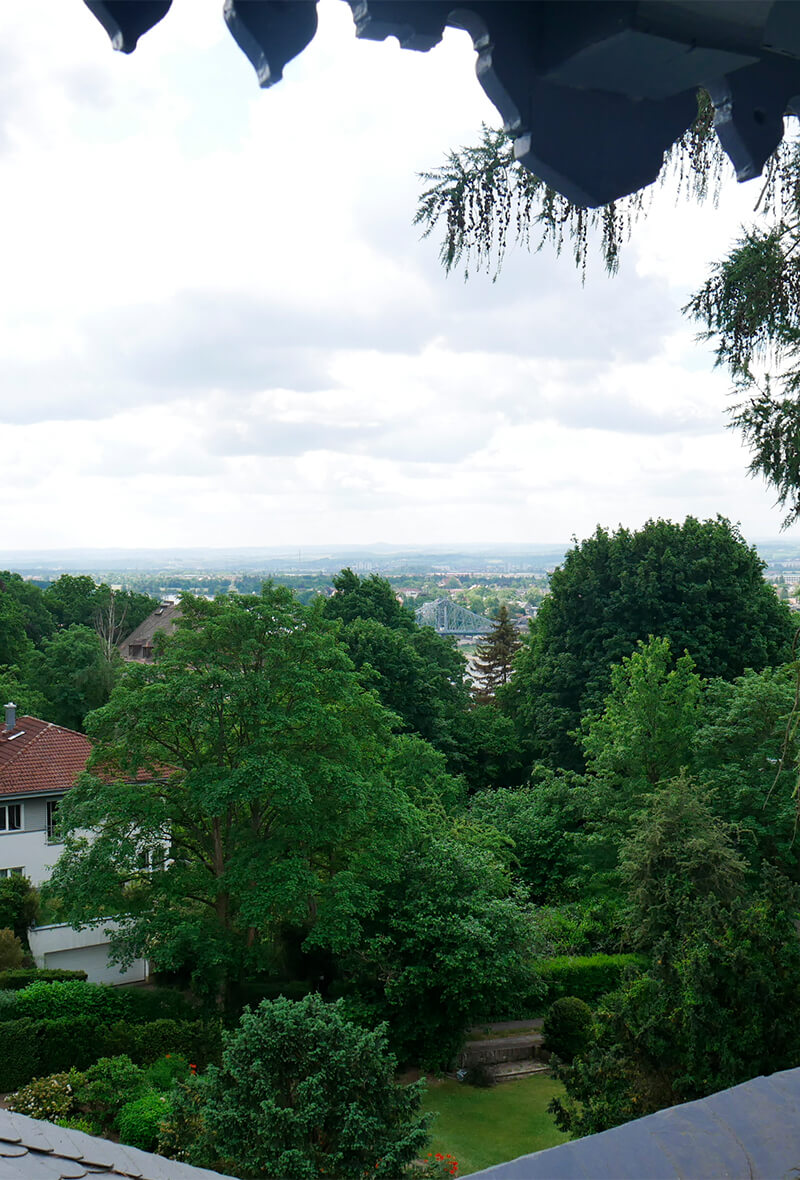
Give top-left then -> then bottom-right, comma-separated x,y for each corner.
418,1151 -> 459,1178
7,1071 -> 82,1121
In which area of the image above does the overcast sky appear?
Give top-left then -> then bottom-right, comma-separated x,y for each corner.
1,0 -> 795,551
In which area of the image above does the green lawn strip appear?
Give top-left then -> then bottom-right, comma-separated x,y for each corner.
421,1075 -> 569,1176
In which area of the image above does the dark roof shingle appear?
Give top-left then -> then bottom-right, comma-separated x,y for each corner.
0,1108 -> 232,1180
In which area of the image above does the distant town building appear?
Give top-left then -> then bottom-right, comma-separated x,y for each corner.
119,602 -> 181,662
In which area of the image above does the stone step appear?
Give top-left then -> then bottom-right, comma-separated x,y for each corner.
487,1060 -> 551,1083
458,1034 -> 544,1068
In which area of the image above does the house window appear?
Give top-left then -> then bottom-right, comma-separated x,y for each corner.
46,801 -> 61,844
0,868 -> 23,878
0,804 -> 22,832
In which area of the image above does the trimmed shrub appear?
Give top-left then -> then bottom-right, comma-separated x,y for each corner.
0,929 -> 25,970
0,968 -> 87,990
536,954 -> 646,1007
11,980 -> 128,1023
0,1018 -> 40,1090
7,1070 -> 82,1121
542,996 -> 594,1062
0,1017 -> 221,1091
55,1117 -> 101,1135
104,1019 -> 221,1070
119,1093 -> 170,1152
73,1056 -> 148,1131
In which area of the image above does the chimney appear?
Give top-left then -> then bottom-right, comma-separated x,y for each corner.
4,703 -> 16,733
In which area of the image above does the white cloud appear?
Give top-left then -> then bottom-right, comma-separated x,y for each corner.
0,0 -> 796,551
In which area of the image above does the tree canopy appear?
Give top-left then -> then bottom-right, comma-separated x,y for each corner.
50,587 -> 415,1004
504,516 -> 795,768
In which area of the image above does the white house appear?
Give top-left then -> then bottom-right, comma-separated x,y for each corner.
0,703 -> 147,984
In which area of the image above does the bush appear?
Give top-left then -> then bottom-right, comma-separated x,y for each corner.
146,1054 -> 191,1092
463,1063 -> 495,1088
0,968 -> 87,990
118,1093 -> 170,1152
73,1056 -> 148,1131
161,996 -> 430,1179
103,1019 -> 220,1070
0,875 -> 38,942
0,928 -> 24,970
55,1117 -> 101,1135
542,997 -> 594,1062
536,954 -> 646,1007
11,980 -> 128,1023
7,1071 -> 82,1121
0,1017 -> 37,1089
0,1016 -> 220,1091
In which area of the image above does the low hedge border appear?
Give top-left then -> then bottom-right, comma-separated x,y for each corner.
0,969 -> 87,990
0,1018 -> 221,1092
536,953 -> 647,1006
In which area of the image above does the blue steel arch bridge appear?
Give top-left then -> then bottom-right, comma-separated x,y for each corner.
414,598 -> 493,636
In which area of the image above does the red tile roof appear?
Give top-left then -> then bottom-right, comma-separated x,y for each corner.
0,717 -> 91,798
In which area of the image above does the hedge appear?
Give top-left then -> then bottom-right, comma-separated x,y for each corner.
536,954 -> 647,1006
0,1018 -> 221,1092
1,980 -> 195,1023
0,969 -> 87,991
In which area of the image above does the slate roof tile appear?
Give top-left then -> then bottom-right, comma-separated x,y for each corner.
470,1065 -> 800,1179
0,1112 -> 232,1180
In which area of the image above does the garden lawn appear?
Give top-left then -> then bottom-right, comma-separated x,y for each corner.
421,1074 -> 569,1176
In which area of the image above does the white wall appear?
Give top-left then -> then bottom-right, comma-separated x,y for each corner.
28,922 -> 148,986
0,830 -> 62,885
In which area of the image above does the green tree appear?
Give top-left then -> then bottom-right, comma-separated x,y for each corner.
161,995 -> 429,1179
339,836 -> 535,1068
43,575 -> 100,629
0,874 -> 39,945
0,666 -> 48,720
551,879 -> 800,1136
506,518 -> 794,769
469,768 -> 588,904
691,665 -> 800,877
580,637 -> 702,790
618,774 -> 747,953
43,576 -> 158,653
29,625 -> 117,731
445,703 -> 528,792
50,588 -> 412,1005
323,568 -> 414,630
473,604 -> 521,700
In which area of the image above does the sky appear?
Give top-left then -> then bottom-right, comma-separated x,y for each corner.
1,0 -> 796,551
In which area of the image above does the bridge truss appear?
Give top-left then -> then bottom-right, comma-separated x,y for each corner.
414,598 -> 493,636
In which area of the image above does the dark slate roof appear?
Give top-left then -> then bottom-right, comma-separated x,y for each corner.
0,1108 -> 233,1180
83,2 -> 800,207
470,1066 -> 800,1179
118,604 -> 181,657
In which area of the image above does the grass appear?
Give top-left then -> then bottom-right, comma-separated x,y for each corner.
421,1074 -> 569,1176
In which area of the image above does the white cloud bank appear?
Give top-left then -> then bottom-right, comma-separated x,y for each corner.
0,0 -> 794,549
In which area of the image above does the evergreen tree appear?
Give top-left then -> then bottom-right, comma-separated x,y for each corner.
473,604 -> 521,700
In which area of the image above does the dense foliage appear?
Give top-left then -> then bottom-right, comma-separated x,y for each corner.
22,526 -> 800,1163
161,995 -> 429,1180
503,517 -> 795,767
0,571 -> 157,731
